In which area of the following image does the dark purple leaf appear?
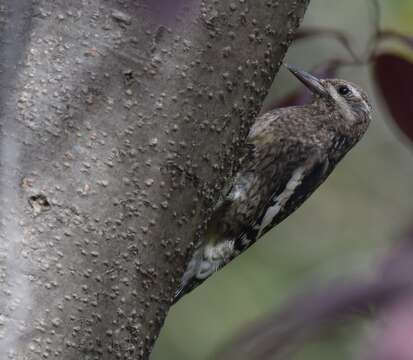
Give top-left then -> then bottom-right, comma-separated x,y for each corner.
367,229 -> 413,360
374,53 -> 413,143
217,277 -> 410,360
218,229 -> 413,360
366,298 -> 413,360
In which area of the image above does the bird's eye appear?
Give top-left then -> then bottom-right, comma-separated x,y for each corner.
338,85 -> 351,96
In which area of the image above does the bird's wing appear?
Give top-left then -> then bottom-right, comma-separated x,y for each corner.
205,111 -> 288,242
232,111 -> 330,250
236,148 -> 329,252
204,112 -> 283,239
209,110 -> 330,249
174,112 -> 329,301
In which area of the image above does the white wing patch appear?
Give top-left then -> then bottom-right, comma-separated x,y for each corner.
196,241 -> 234,279
256,166 -> 305,239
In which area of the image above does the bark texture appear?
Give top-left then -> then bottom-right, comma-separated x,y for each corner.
0,0 -> 309,358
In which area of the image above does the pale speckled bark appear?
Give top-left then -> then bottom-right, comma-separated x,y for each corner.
0,0 -> 309,358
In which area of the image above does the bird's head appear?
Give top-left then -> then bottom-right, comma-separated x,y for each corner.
285,64 -> 371,138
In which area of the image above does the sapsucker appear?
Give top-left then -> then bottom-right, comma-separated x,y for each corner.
175,64 -> 372,302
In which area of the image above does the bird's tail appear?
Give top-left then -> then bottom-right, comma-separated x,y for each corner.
173,240 -> 235,303
173,247 -> 206,303
173,277 -> 203,303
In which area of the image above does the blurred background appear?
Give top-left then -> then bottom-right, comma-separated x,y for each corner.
152,1 -> 413,359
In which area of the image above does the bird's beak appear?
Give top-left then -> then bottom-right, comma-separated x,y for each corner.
285,64 -> 329,97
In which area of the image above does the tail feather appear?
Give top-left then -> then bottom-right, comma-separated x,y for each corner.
173,248 -> 204,303
173,277 -> 203,303
173,241 -> 235,303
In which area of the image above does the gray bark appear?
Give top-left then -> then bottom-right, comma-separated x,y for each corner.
0,0 -> 309,358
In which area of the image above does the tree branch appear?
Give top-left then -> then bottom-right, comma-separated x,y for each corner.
0,0 -> 310,358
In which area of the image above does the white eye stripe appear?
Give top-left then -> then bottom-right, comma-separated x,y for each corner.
327,84 -> 355,122
328,83 -> 371,118
347,85 -> 371,113
347,85 -> 358,96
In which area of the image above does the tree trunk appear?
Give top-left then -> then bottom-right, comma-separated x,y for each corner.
0,0 -> 309,358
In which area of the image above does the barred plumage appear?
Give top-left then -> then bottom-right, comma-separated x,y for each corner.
175,65 -> 372,302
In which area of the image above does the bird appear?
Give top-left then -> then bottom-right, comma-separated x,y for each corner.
174,64 -> 372,302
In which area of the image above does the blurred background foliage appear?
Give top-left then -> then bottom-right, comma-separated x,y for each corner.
152,1 -> 413,359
